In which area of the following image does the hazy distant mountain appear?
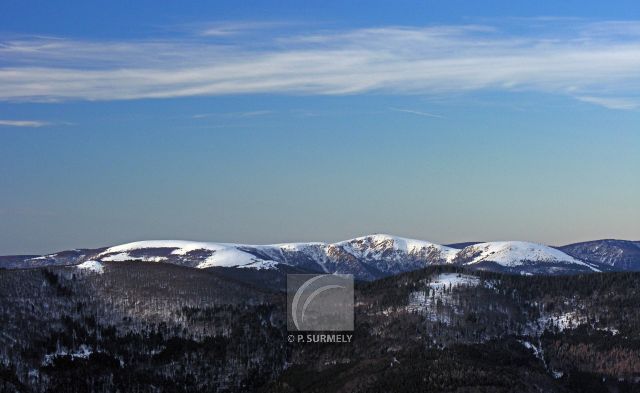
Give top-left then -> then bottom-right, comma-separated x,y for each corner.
4,234 -> 639,278
558,239 -> 640,271
0,248 -> 105,269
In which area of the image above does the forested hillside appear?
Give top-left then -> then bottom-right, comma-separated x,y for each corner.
1,264 -> 640,392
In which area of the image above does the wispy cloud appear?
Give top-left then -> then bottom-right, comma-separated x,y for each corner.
389,107 -> 443,118
198,21 -> 298,37
575,96 -> 640,110
0,119 -> 51,127
192,110 -> 273,119
1,20 -> 640,108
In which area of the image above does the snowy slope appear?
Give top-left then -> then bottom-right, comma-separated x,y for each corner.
335,234 -> 458,262
76,260 -> 104,274
456,241 -> 599,272
97,240 -> 278,269
323,234 -> 459,279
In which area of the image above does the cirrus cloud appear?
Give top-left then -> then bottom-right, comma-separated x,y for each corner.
1,20 -> 640,108
0,119 -> 51,127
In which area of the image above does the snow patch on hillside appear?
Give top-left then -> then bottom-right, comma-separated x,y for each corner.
236,260 -> 280,270
428,273 -> 480,290
519,340 -> 563,378
408,273 -> 481,317
43,345 -> 93,366
195,248 -> 273,268
537,311 -> 588,331
101,253 -> 167,263
273,242 -> 325,252
76,260 -> 104,274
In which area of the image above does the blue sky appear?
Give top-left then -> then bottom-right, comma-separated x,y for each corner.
1,1 -> 639,254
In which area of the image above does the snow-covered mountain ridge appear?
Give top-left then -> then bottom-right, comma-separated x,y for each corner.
3,234 -> 630,279
92,234 -> 459,279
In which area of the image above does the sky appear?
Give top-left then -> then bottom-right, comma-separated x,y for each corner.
1,1 -> 639,254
